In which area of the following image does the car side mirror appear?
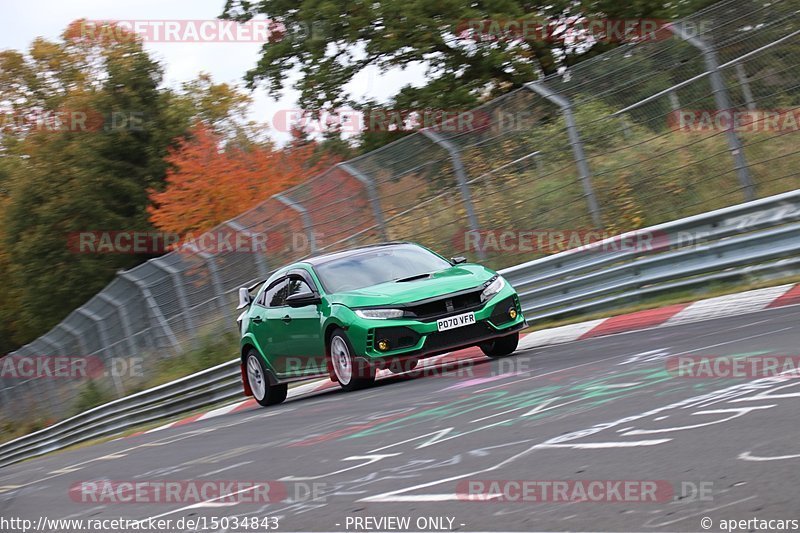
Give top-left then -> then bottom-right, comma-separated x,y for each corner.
286,292 -> 322,308
237,287 -> 251,309
451,256 -> 467,265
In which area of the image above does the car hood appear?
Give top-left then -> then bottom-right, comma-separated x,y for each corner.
329,264 -> 497,308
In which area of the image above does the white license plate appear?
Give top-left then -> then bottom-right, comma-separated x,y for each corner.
437,312 -> 476,332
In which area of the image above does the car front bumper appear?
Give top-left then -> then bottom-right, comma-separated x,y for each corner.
349,284 -> 526,363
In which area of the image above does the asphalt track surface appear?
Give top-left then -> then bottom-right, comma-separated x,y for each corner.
2,305 -> 800,533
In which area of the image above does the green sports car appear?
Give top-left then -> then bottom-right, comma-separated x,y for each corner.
236,242 -> 525,406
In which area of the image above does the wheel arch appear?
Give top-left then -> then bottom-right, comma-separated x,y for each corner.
240,342 -> 278,386
241,342 -> 256,361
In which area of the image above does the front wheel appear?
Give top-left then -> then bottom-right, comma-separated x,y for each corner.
480,332 -> 519,358
330,328 -> 375,392
246,350 -> 288,407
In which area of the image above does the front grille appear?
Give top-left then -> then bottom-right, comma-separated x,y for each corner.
404,289 -> 484,321
423,321 -> 495,352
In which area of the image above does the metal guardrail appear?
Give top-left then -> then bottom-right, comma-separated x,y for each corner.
503,189 -> 800,320
1,190 -> 799,468
0,360 -> 241,468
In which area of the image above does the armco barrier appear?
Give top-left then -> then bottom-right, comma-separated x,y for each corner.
502,188 -> 800,320
1,190 -> 798,468
0,360 -> 240,468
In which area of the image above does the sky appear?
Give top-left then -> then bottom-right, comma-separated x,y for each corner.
0,0 -> 429,143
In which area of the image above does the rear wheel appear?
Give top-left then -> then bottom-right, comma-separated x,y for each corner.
330,328 -> 375,392
246,350 -> 288,407
480,332 -> 519,358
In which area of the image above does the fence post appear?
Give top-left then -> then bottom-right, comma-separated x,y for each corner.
619,116 -> 632,139
119,271 -> 182,354
6,345 -> 54,419
337,162 -> 389,241
193,249 -> 226,314
668,91 -> 681,112
59,322 -> 88,358
419,128 -> 486,260
77,308 -> 125,397
734,63 -> 757,111
525,81 -> 603,228
98,292 -> 138,357
24,339 -> 63,416
273,193 -> 318,253
150,258 -> 196,346
0,375 -> 14,419
669,23 -> 756,201
57,322 -> 95,404
226,220 -> 270,280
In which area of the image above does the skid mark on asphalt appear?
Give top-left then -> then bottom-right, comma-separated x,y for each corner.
333,328 -> 800,505
356,373 -> 791,503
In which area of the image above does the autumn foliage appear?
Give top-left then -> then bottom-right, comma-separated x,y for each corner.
148,124 -> 335,234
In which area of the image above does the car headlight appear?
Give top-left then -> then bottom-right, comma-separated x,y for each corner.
481,275 -> 505,302
355,308 -> 405,319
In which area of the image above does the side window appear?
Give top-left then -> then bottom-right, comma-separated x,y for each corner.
264,278 -> 289,308
287,277 -> 313,297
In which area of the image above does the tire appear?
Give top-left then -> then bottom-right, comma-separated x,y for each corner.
329,328 -> 375,392
480,332 -> 520,358
245,350 -> 288,407
388,358 -> 419,374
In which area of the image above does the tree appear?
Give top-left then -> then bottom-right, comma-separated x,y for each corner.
175,72 -> 265,144
0,21 -> 265,350
148,123 -> 337,235
0,22 -> 193,348
221,0 -> 719,124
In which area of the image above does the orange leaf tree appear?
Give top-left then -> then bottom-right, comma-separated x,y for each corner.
148,124 -> 336,235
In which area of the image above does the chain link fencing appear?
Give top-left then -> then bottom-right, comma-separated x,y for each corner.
1,0 -> 799,423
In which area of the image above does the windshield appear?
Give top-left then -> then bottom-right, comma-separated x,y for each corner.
313,244 -> 452,293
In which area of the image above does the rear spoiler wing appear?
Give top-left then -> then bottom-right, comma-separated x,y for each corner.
247,279 -> 266,293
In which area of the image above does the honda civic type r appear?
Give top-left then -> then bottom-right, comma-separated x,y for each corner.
236,242 -> 525,406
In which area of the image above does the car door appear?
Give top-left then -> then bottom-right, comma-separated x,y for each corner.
252,276 -> 291,374
281,271 -> 326,376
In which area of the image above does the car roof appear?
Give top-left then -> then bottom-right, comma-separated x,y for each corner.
298,241 -> 417,267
